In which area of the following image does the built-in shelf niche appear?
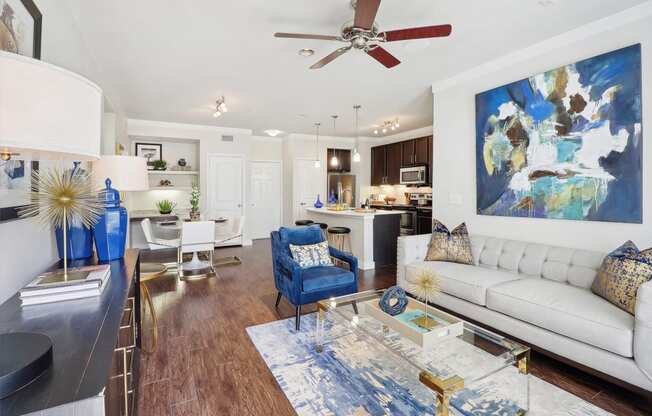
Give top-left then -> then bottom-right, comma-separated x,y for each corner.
129,136 -> 200,190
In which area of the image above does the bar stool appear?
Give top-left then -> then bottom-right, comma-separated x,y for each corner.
295,220 -> 314,226
328,226 -> 352,254
314,222 -> 329,239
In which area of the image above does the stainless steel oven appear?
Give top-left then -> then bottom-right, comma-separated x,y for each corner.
400,208 -> 417,235
400,165 -> 427,186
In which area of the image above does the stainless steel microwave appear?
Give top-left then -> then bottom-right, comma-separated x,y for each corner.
400,165 -> 428,185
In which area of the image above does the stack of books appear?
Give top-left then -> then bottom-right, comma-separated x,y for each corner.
20,265 -> 111,306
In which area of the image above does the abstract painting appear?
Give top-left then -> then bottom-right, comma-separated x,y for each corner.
476,44 -> 642,223
0,0 -> 41,58
0,159 -> 38,222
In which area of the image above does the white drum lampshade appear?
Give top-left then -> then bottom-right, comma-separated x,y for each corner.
0,51 -> 103,161
92,156 -> 150,192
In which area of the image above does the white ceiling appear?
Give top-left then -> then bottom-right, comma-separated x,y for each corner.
64,0 -> 645,137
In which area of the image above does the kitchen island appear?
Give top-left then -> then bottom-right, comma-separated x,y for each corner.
305,207 -> 404,270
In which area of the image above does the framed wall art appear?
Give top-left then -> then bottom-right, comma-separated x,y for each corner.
0,0 -> 42,59
0,160 -> 38,222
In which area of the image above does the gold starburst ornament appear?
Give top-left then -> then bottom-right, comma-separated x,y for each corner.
408,270 -> 442,330
19,167 -> 104,281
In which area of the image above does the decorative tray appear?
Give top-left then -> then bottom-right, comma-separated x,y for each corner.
360,297 -> 464,348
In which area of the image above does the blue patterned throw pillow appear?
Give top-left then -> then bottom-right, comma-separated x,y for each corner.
592,241 -> 652,314
424,220 -> 473,265
289,241 -> 333,269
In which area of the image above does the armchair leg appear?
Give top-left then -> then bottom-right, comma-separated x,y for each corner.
295,305 -> 302,331
352,301 -> 358,315
275,292 -> 282,308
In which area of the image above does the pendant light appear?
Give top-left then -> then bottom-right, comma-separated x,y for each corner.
313,122 -> 321,168
353,105 -> 361,163
330,115 -> 339,168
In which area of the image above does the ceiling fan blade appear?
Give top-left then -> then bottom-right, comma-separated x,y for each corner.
382,24 -> 452,42
366,46 -> 400,69
310,47 -> 351,69
274,32 -> 340,41
354,0 -> 381,30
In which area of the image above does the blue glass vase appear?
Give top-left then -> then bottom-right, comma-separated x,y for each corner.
314,194 -> 323,208
55,221 -> 94,260
92,178 -> 128,261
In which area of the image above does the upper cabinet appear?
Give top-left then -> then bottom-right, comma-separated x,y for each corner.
371,135 -> 433,186
327,148 -> 352,173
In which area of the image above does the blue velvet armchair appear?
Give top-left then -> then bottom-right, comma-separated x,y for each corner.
271,225 -> 359,330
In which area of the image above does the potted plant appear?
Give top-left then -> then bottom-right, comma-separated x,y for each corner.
156,199 -> 176,215
152,160 -> 167,171
189,184 -> 201,221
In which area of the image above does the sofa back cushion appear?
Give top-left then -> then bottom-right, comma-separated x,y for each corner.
469,234 -> 604,289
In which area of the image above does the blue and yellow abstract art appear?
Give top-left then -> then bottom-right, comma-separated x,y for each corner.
476,44 -> 642,223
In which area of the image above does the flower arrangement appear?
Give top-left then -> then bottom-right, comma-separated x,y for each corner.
156,199 -> 176,215
189,183 -> 200,221
408,269 -> 442,330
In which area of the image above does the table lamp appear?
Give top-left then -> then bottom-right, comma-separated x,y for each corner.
0,51 -> 102,398
91,155 -> 149,261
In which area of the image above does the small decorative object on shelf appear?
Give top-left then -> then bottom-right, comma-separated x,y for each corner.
152,159 -> 167,171
156,199 -> 176,215
189,184 -> 201,221
18,167 -> 104,282
408,270 -> 442,330
379,286 -> 408,316
328,190 -> 337,204
314,194 -> 323,208
178,158 -> 187,167
158,179 -> 173,187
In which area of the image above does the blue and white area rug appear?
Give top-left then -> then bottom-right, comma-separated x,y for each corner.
246,314 -> 612,416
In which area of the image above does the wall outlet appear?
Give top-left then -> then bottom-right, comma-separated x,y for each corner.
448,193 -> 463,205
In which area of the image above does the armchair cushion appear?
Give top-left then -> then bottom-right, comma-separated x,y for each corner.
290,241 -> 333,268
279,225 -> 324,250
302,266 -> 355,293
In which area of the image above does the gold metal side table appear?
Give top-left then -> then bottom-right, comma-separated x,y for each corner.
140,263 -> 168,353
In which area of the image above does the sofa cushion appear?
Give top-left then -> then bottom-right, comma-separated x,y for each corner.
302,266 -> 355,293
487,279 -> 634,357
424,220 -> 473,265
406,261 -> 522,306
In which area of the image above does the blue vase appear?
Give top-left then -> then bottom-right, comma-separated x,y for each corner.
328,191 -> 337,204
55,221 -> 94,260
314,194 -> 323,208
93,178 -> 128,261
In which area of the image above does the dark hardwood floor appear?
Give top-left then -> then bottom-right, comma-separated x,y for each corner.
137,240 -> 649,416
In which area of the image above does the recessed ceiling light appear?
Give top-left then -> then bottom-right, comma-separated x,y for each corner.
298,48 -> 315,57
264,129 -> 283,137
537,0 -> 556,7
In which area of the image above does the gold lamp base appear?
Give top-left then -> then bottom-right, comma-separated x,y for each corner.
411,314 -> 439,330
37,270 -> 91,285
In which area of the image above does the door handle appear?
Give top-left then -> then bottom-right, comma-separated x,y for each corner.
300,203 -> 307,206
237,204 -> 242,208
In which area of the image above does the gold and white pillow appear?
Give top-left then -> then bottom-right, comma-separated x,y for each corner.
289,241 -> 333,269
424,220 -> 474,265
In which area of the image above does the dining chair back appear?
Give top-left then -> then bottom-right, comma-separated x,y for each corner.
181,221 -> 216,254
141,218 -> 170,250
215,216 -> 244,245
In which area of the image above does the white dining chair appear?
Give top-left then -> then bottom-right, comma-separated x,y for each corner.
213,216 -> 245,266
141,218 -> 181,260
180,221 -> 216,279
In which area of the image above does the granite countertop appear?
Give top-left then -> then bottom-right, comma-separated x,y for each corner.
306,207 -> 405,218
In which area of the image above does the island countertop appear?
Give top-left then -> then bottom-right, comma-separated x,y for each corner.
305,207 -> 405,218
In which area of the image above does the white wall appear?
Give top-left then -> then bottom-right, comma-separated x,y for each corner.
432,11 -> 652,252
0,1 -> 124,304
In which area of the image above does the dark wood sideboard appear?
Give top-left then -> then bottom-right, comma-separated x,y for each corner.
0,249 -> 141,416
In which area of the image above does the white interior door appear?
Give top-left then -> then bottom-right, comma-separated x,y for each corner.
293,158 -> 324,223
206,154 -> 244,221
250,161 -> 282,239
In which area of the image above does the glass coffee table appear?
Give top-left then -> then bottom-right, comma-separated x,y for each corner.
315,290 -> 530,416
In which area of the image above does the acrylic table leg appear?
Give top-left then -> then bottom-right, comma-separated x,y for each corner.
315,308 -> 325,353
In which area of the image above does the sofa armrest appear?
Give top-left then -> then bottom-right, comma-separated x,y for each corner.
635,280 -> 652,381
397,234 -> 432,287
329,246 -> 359,280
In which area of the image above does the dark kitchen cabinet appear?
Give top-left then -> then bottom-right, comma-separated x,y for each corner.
415,136 -> 430,164
371,146 -> 386,186
417,214 -> 433,234
327,148 -> 351,173
401,140 -> 415,165
386,142 -> 402,185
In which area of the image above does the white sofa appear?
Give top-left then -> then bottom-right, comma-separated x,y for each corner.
397,233 -> 652,393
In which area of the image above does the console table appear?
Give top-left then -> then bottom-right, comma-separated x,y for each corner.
0,249 -> 141,416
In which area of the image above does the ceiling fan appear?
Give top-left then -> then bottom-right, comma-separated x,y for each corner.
274,0 -> 452,69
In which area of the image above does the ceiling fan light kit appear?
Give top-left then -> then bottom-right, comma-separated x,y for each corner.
213,96 -> 228,118
274,0 -> 452,69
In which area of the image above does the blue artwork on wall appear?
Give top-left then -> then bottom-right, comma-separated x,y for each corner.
475,44 -> 642,223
